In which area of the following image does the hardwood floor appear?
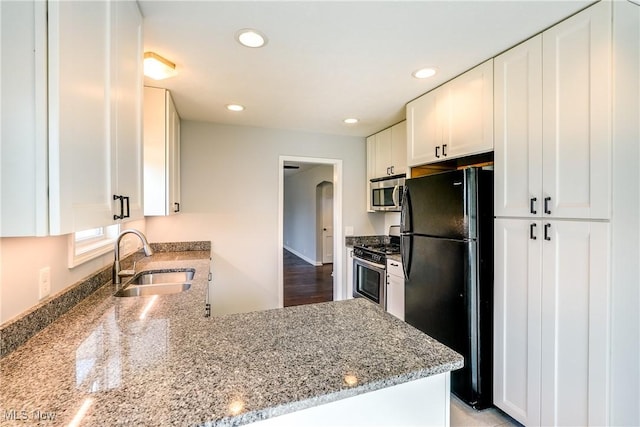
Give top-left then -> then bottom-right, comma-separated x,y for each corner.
283,249 -> 333,307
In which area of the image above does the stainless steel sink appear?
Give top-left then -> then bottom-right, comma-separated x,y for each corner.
114,268 -> 195,297
115,282 -> 191,297
129,270 -> 195,285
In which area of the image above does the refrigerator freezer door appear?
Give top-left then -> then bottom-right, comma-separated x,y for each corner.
404,234 -> 486,406
402,169 -> 477,239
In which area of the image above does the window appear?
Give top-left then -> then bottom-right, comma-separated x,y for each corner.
68,224 -> 120,268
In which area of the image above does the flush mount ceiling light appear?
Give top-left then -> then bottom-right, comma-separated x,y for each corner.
236,29 -> 268,48
143,52 -> 178,80
412,67 -> 438,79
343,118 -> 359,124
226,104 -> 245,112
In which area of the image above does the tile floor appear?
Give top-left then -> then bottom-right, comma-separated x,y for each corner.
451,395 -> 522,427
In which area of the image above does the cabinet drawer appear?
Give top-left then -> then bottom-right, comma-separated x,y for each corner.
387,259 -> 403,277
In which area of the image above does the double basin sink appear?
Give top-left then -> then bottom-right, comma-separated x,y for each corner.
114,269 -> 195,297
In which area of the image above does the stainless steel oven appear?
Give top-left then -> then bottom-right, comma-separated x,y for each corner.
353,256 -> 386,308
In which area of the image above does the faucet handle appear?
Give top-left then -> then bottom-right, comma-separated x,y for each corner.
118,260 -> 138,278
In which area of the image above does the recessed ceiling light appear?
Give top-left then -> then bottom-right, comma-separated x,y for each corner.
226,104 -> 245,112
412,67 -> 438,79
236,29 -> 268,48
343,118 -> 359,124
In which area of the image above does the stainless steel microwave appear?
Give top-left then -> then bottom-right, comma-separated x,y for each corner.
369,175 -> 405,212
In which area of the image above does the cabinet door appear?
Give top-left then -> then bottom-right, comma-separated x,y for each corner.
0,0 -> 48,237
167,92 -> 181,214
540,220 -> 609,426
542,1 -> 611,220
493,219 -> 542,426
390,121 -> 407,175
446,59 -> 494,160
112,0 -> 143,221
407,89 -> 440,166
374,127 -> 392,177
386,259 -> 404,320
366,136 -> 376,211
48,0 -> 113,234
345,248 -> 354,299
494,36 -> 543,218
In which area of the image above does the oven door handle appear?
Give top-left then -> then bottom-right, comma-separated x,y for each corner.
354,256 -> 385,271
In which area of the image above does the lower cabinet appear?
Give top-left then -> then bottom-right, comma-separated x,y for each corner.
345,247 -> 354,300
494,218 -> 609,426
386,258 -> 404,320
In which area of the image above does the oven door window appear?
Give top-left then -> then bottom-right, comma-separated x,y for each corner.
355,263 -> 382,303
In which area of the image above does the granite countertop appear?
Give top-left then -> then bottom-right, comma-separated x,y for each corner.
0,249 -> 462,426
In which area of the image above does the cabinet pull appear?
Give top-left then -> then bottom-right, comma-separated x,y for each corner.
544,197 -> 551,215
123,196 -> 130,219
390,166 -> 394,175
530,197 -> 537,214
544,223 -> 551,241
530,223 -> 537,240
174,202 -> 180,213
442,144 -> 447,157
435,146 -> 440,158
113,195 -> 124,220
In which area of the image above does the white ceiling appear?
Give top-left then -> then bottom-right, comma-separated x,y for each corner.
139,0 -> 594,138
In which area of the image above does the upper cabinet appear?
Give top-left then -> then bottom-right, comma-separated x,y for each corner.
494,1 -> 611,220
1,0 -> 143,236
1,1 -> 48,237
407,60 -> 494,167
49,0 -> 144,234
367,121 -> 407,179
144,87 -> 182,216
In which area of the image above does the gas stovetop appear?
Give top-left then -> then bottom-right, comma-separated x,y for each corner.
353,236 -> 401,265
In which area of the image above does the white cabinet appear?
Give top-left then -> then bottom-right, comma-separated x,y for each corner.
494,218 -> 609,426
494,35 -> 543,219
48,0 -> 143,235
494,2 -> 611,220
407,60 -> 493,167
390,121 -> 407,176
345,247 -> 354,299
144,87 -> 182,216
367,121 -> 407,179
386,258 -> 404,321
494,4 -> 613,424
493,219 -> 541,426
112,0 -> 144,222
0,0 -> 48,237
541,2 -> 611,221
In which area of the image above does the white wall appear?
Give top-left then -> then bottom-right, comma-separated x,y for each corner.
145,121 -> 383,316
283,165 -> 333,264
0,219 -> 146,324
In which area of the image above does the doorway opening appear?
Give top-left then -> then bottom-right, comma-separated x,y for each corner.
278,156 -> 343,308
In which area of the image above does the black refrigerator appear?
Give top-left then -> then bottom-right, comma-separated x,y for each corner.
400,167 -> 493,409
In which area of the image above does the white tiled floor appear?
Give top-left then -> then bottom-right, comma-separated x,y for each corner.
451,395 -> 522,427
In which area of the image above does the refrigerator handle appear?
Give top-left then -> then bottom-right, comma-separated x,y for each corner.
400,186 -> 410,233
400,235 -> 411,280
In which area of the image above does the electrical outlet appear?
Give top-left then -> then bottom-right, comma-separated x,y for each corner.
39,267 -> 51,300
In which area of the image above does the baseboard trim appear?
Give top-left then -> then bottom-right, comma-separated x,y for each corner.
284,246 -> 322,266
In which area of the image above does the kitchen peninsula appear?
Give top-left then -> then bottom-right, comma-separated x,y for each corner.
0,244 -> 462,426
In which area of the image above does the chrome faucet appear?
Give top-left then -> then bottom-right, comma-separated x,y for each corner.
112,229 -> 154,288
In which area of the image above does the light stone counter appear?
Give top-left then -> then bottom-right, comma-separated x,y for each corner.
0,248 -> 462,426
